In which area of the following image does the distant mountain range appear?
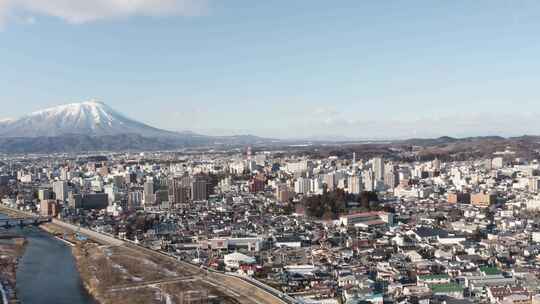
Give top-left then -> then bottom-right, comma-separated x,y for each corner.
0,100 -> 538,154
0,100 -> 269,153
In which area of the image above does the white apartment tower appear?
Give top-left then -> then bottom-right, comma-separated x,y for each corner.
347,175 -> 363,194
372,157 -> 385,182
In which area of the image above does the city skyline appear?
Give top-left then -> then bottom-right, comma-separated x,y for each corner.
2,1 -> 540,139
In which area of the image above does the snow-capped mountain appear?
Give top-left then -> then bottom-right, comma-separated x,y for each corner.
0,100 -> 270,153
0,100 -> 180,138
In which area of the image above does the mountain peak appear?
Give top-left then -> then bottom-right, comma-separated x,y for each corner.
31,99 -> 108,115
0,100 -> 177,138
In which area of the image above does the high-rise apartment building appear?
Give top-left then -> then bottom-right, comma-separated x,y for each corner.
191,178 -> 208,202
372,157 -> 384,182
170,175 -> 192,205
294,177 -> 310,194
53,180 -> 68,202
363,170 -> 375,192
347,175 -> 363,194
143,180 -> 154,206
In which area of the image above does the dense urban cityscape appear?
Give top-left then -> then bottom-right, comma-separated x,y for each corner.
2,1 -> 540,304
3,141 -> 540,304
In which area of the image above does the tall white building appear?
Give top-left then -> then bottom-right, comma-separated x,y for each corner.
347,175 -> 363,194
310,178 -> 323,194
323,173 -> 336,191
294,177 -> 310,194
363,170 -> 375,192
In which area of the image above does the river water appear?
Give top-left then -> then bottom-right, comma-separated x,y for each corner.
0,214 -> 96,304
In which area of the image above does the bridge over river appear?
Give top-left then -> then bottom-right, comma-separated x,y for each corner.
0,216 -> 51,228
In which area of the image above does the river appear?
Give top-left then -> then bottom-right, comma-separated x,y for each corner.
0,214 -> 96,304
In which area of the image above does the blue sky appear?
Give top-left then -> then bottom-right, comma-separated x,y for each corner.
1,1 -> 540,139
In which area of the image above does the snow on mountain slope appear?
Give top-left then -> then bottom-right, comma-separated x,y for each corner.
0,100 -> 180,138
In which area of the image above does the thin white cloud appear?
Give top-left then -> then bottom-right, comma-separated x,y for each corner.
311,106 -> 339,117
0,0 -> 207,25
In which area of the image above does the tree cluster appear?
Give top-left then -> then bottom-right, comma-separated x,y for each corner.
301,189 -> 379,220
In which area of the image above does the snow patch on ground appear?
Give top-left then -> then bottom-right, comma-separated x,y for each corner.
139,258 -> 178,276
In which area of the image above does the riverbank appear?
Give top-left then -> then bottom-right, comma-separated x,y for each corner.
0,206 -> 287,304
37,222 -> 103,303
0,207 -> 112,304
72,241 -> 233,304
0,207 -> 96,304
14,224 -> 96,304
37,220 -> 238,303
0,232 -> 27,304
